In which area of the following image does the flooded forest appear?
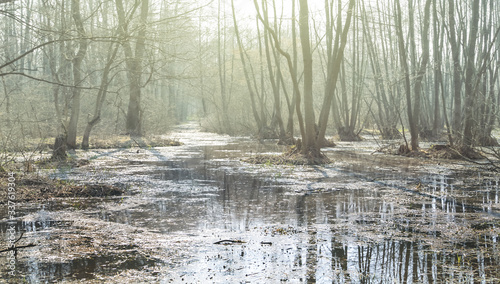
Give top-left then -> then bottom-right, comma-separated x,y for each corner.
1,0 -> 500,283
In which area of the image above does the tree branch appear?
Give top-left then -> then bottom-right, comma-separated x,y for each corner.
0,72 -> 114,91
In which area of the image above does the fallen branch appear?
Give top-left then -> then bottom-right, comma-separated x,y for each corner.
213,239 -> 246,245
0,231 -> 37,253
0,243 -> 36,253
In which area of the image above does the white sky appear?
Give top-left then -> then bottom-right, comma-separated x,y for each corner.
228,0 -> 328,21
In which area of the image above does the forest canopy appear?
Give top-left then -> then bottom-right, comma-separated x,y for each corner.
0,0 -> 499,160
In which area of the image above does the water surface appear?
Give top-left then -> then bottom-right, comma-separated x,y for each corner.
1,124 -> 499,283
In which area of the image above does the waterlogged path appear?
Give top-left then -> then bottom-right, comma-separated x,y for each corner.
1,122 -> 499,283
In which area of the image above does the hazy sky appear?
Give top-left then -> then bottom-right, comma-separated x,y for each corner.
230,0 -> 326,21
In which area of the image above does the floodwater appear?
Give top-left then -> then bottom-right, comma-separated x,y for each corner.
1,123 -> 499,283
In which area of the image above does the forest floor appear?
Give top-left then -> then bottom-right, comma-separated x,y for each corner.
1,122 -> 500,283
0,135 -> 183,204
0,172 -> 124,205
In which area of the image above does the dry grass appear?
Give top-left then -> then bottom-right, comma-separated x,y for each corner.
83,135 -> 182,149
245,144 -> 331,165
33,135 -> 182,151
0,172 -> 124,204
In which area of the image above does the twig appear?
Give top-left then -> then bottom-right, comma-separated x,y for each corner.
214,239 -> 246,245
0,231 -> 37,253
452,147 -> 499,170
0,243 -> 36,253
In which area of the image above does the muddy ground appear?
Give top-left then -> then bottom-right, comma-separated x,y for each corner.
1,123 -> 499,283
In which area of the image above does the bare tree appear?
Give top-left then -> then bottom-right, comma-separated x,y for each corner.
82,43 -> 119,150
447,0 -> 463,136
116,0 -> 149,136
362,2 -> 400,140
232,0 -> 265,137
395,0 -> 431,151
461,0 -> 481,150
66,0 -> 88,149
322,0 -> 360,142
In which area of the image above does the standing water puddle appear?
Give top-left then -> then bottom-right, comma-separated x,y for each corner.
1,123 -> 499,283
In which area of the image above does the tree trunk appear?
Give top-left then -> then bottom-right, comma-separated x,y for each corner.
286,0 -> 298,142
410,0 -> 431,149
82,43 -> 119,150
1,78 -> 10,128
232,0 -> 263,135
362,2 -> 398,139
448,0 -> 463,136
432,0 -> 442,138
476,1 -> 499,147
462,0 -> 480,149
318,0 -> 356,145
298,0 -> 317,156
66,0 -> 88,149
395,0 -> 415,150
116,0 -> 148,137
262,0 -> 286,143
52,134 -> 67,161
253,0 -> 306,143
217,0 -> 231,134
